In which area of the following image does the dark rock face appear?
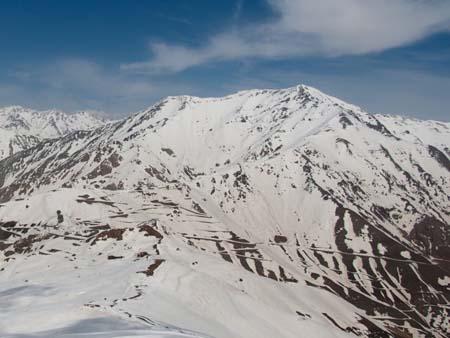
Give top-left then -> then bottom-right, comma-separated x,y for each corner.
428,145 -> 450,171
409,216 -> 450,260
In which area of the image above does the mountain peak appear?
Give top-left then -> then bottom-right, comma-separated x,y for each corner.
0,85 -> 449,338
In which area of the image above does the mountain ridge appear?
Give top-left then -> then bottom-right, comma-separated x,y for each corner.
0,105 -> 109,159
0,84 -> 449,338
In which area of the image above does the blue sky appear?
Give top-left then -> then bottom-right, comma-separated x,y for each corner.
1,0 -> 450,121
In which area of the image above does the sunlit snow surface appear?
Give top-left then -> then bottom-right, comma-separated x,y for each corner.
0,188 -> 354,338
0,86 -> 449,338
0,284 -> 207,337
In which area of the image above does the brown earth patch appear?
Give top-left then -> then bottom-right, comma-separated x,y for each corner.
91,228 -> 126,245
138,225 -> 163,239
139,259 -> 165,276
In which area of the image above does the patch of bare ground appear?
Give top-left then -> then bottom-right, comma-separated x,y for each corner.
9,233 -> 54,254
138,259 -> 165,276
91,228 -> 126,245
138,224 -> 163,239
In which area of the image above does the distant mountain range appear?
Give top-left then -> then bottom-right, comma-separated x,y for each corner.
0,85 -> 449,338
0,105 -> 107,159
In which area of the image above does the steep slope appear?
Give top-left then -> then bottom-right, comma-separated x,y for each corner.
0,105 -> 107,159
375,114 -> 449,153
0,86 -> 449,338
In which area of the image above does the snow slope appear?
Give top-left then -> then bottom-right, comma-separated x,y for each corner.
0,85 -> 449,338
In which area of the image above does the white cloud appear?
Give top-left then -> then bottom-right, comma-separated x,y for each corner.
269,0 -> 450,53
42,60 -> 154,98
121,0 -> 450,74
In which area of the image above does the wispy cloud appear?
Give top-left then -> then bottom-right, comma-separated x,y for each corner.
2,1 -> 449,120
1,59 -> 223,116
2,57 -> 450,121
1,60 -> 157,116
232,0 -> 244,22
121,0 -> 450,74
43,60 -> 154,98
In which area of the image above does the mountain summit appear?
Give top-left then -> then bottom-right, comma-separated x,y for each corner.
0,85 -> 449,338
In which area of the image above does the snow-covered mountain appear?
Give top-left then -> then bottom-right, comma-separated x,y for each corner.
0,86 -> 449,338
0,105 -> 108,159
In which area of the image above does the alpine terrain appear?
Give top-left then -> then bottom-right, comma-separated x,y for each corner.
0,105 -> 107,159
0,85 -> 449,338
